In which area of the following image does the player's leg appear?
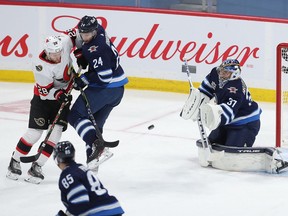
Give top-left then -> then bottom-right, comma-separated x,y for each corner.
7,95 -> 46,180
68,93 -> 100,160
208,127 -> 227,145
243,120 -> 261,147
7,129 -> 43,180
34,102 -> 69,166
68,87 -> 124,162
26,100 -> 68,183
224,121 -> 260,147
87,87 -> 124,169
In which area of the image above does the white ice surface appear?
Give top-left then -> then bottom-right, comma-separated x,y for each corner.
0,82 -> 287,216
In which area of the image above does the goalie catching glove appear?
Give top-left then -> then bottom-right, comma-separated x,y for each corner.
180,88 -> 210,121
200,103 -> 223,130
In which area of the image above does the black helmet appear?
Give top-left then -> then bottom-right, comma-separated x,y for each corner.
53,141 -> 75,164
78,15 -> 98,33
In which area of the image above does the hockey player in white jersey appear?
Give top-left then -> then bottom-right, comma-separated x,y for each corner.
6,35 -> 74,184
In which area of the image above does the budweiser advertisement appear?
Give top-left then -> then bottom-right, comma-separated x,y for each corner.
1,3 -> 288,91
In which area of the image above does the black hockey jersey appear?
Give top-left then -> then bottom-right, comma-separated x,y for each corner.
65,25 -> 128,88
81,25 -> 128,88
199,67 -> 261,126
58,161 -> 124,216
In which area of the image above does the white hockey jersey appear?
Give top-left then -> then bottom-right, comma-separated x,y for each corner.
32,34 -> 74,100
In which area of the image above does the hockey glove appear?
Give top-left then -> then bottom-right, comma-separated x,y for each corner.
54,89 -> 72,104
74,74 -> 89,90
73,49 -> 88,70
180,88 -> 210,121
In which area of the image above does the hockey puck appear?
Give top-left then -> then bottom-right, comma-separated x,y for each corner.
148,124 -> 155,130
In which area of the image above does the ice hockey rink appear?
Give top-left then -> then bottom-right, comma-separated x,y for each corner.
1,81 -> 288,216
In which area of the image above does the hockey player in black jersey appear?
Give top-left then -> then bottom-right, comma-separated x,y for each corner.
180,59 -> 288,173
181,59 -> 262,147
54,141 -> 124,216
65,15 -> 128,170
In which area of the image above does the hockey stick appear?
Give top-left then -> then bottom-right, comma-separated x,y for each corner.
183,59 -> 223,163
75,69 -> 119,151
20,69 -> 77,163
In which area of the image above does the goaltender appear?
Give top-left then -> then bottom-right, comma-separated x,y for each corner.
181,59 -> 288,173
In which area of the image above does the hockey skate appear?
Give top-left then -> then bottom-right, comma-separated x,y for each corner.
25,162 -> 44,184
87,147 -> 114,172
275,159 -> 288,173
6,157 -> 22,180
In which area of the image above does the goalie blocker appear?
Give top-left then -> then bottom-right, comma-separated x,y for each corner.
196,140 -> 288,174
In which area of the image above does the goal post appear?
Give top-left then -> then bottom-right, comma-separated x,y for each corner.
276,43 -> 288,147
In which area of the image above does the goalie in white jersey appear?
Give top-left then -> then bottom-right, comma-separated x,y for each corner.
7,35 -> 74,184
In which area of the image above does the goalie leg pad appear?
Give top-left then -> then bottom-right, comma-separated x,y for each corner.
181,89 -> 209,120
198,143 -> 288,174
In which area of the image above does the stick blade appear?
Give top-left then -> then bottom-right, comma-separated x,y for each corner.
20,153 -> 40,163
104,140 -> 119,148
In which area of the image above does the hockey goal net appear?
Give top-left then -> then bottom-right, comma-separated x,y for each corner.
276,43 -> 288,147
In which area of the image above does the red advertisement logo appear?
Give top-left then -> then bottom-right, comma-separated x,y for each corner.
52,15 -> 259,65
1,15 -> 260,66
0,34 -> 29,57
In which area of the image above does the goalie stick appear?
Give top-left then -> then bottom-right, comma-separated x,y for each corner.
20,67 -> 78,163
183,59 -> 223,163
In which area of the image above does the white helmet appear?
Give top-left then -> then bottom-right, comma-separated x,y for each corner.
218,59 -> 241,80
43,36 -> 63,54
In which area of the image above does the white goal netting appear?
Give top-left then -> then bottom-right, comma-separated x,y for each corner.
276,44 -> 288,147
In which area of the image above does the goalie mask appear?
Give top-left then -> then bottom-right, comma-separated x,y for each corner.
53,141 -> 75,165
218,59 -> 241,81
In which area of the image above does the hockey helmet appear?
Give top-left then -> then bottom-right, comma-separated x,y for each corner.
78,15 -> 98,33
43,36 -> 63,54
218,59 -> 241,80
53,141 -> 75,165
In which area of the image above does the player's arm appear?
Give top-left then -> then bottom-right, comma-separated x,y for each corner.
33,66 -> 56,100
63,28 -> 77,47
60,174 -> 91,215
